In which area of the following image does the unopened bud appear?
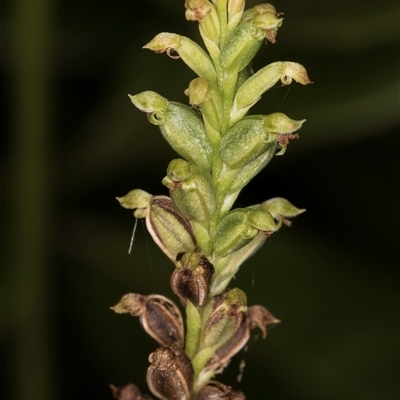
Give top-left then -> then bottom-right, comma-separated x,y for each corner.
228,0 -> 245,25
185,78 -> 223,142
171,250 -> 215,306
185,0 -> 220,57
147,344 -> 194,400
220,8 -> 283,74
212,208 -> 279,257
220,116 -> 276,169
252,11 -> 283,43
220,21 -> 264,75
129,93 -> 213,170
111,293 -> 185,348
241,3 -> 279,22
212,209 -> 258,257
220,114 -> 305,169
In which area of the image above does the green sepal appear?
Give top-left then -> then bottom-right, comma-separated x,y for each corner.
257,197 -> 306,220
143,32 -> 217,84
191,346 -> 220,377
128,91 -> 168,114
240,3 -> 279,23
220,20 -> 264,75
246,208 -> 281,232
116,189 -> 152,211
220,113 -> 305,169
219,116 -> 276,169
212,209 -> 258,257
227,0 -> 245,33
130,92 -> 213,170
185,0 -> 221,60
185,78 -> 223,144
162,103 -> 212,170
252,11 -> 283,43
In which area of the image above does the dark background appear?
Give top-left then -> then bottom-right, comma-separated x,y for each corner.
2,0 -> 399,399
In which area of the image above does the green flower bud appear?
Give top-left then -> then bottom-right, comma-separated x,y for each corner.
252,11 -> 284,43
227,0 -> 245,32
129,92 -> 213,170
163,159 -> 217,222
273,112 -> 306,146
212,209 -> 257,257
221,5 -> 283,74
185,0 -> 212,21
143,32 -> 216,83
219,116 -> 276,169
220,113 -> 305,169
185,0 -> 220,60
241,3 -> 279,23
231,61 -> 312,123
219,20 -> 264,75
116,190 -> 196,261
185,78 -> 223,143
170,250 -> 215,306
213,208 -> 280,257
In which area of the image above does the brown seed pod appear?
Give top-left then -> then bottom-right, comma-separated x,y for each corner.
111,293 -> 184,347
146,344 -> 194,400
200,288 -> 247,350
206,304 -> 280,372
171,250 -> 215,306
205,314 -> 250,373
194,380 -> 246,400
